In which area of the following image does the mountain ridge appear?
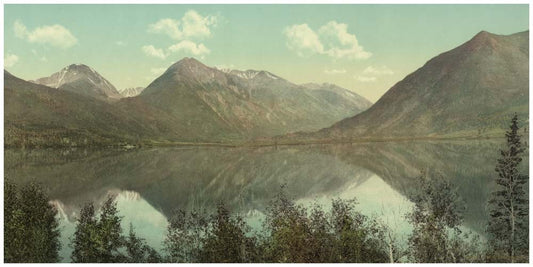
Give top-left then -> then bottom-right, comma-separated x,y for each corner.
286,30 -> 529,142
135,57 -> 372,140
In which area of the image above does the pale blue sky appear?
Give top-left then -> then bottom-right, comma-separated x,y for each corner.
4,4 -> 529,101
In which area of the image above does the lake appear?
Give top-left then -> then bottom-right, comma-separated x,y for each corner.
5,139 -> 528,262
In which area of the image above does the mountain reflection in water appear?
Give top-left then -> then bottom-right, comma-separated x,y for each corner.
5,139 -> 526,261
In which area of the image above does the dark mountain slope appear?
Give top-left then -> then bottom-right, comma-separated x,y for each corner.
5,71 -> 155,147
304,30 -> 528,141
134,58 -> 372,140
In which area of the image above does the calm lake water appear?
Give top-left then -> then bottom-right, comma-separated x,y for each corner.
4,139 -> 528,262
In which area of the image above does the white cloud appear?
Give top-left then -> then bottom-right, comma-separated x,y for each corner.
142,45 -> 167,59
356,75 -> 377,82
363,66 -> 394,75
142,40 -> 210,60
14,20 -> 77,49
149,18 -> 183,40
181,10 -> 218,39
324,68 -> 347,75
4,53 -> 19,68
115,41 -> 127,46
148,10 -> 218,40
145,10 -> 218,59
284,20 -> 371,60
284,24 -> 324,57
318,21 -> 371,60
168,40 -> 210,56
150,67 -> 167,75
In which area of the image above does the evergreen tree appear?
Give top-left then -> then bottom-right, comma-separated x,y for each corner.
97,195 -> 126,262
487,114 -> 529,262
71,195 -> 126,263
125,223 -> 162,263
4,180 -> 24,262
71,202 -> 99,262
4,181 -> 61,263
125,223 -> 144,262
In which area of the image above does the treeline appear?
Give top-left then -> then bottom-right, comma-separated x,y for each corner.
4,124 -> 142,149
4,115 -> 529,263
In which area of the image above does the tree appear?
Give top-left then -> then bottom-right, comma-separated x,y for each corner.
163,209 -> 209,262
262,186 -> 313,262
200,204 -> 256,263
376,203 -> 407,263
261,187 -> 389,263
4,181 -> 61,263
125,224 -> 162,263
71,202 -> 99,262
71,195 -> 126,263
487,114 -> 529,262
4,180 -> 25,262
97,195 -> 126,262
307,203 -> 335,262
329,199 -> 388,263
406,176 -> 466,263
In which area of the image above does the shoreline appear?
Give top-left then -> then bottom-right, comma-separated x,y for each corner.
4,134 -> 511,150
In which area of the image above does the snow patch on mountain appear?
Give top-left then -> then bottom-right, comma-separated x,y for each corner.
34,64 -> 122,100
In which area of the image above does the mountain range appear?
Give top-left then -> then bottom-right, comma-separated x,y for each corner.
5,58 -> 371,147
131,58 -> 372,140
4,30 -> 529,147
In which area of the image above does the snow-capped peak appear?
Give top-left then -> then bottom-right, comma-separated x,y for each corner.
228,69 -> 280,81
33,63 -> 122,99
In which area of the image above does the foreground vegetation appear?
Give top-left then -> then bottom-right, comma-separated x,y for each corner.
4,115 -> 528,263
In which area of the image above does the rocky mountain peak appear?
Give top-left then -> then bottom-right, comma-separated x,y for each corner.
33,63 -> 121,100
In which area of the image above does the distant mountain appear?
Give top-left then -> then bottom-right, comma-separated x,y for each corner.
296,30 -> 529,141
119,87 -> 144,97
6,58 -> 371,146
134,57 -> 372,140
33,64 -> 122,100
301,83 -> 373,116
4,70 -> 158,148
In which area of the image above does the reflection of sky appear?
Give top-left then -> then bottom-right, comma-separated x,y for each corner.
54,190 -> 168,263
115,191 -> 168,252
53,173 -> 487,263
54,174 -> 410,262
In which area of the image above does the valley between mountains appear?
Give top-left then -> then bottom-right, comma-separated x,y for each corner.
4,30 -> 529,148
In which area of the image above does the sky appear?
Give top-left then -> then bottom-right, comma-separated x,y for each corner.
3,4 -> 529,102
